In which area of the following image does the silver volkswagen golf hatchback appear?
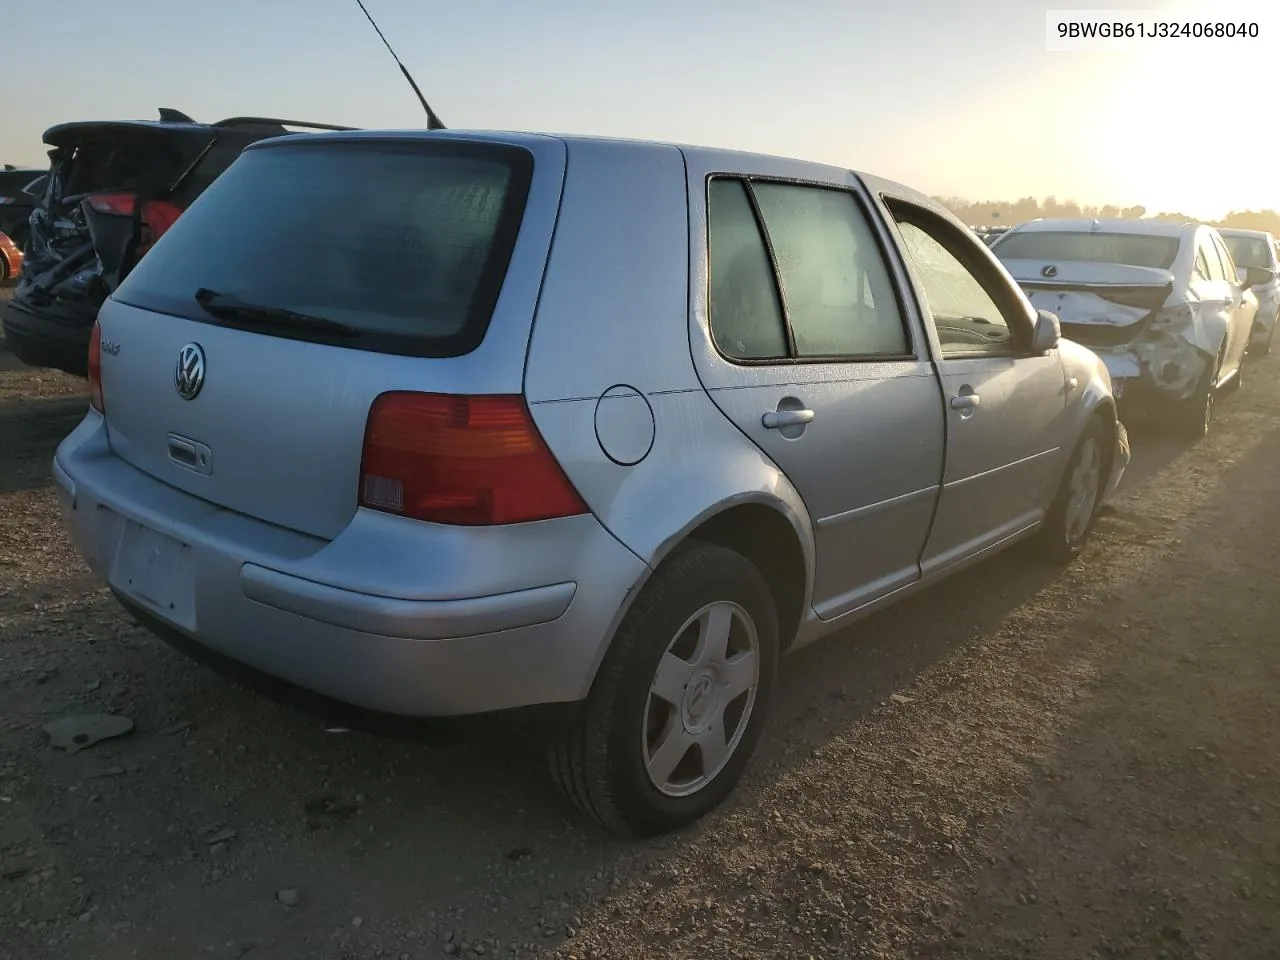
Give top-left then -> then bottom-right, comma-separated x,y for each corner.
55,130 -> 1129,835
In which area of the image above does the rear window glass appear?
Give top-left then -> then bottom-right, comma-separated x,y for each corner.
113,140 -> 534,358
59,135 -> 185,198
993,231 -> 1179,270
1222,234 -> 1275,269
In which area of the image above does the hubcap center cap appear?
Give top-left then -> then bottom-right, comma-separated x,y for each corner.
681,670 -> 719,729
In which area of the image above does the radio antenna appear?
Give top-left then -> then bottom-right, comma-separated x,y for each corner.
352,0 -> 445,130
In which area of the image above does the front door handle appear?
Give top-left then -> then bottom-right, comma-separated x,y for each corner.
949,392 -> 981,411
762,408 -> 816,429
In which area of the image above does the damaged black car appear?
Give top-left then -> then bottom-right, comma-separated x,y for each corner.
2,109 -> 353,376
0,165 -> 46,249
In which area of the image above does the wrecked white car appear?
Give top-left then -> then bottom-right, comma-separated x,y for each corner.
992,219 -> 1267,437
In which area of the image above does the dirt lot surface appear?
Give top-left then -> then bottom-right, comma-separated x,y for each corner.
2,311 -> 1278,960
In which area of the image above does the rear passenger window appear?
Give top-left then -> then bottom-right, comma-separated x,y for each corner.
750,183 -> 908,358
707,179 -> 788,360
1212,235 -> 1237,281
1202,237 -> 1228,281
706,178 -> 909,362
1194,247 -> 1212,281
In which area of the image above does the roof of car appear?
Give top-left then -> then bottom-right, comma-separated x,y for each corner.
252,127 -> 954,220
1217,227 -> 1273,240
1007,217 -> 1198,238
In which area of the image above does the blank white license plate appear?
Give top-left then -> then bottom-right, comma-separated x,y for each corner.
110,519 -> 196,630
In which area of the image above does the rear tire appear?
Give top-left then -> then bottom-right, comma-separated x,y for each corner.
1172,386 -> 1214,439
1225,351 -> 1246,394
548,541 -> 780,837
1170,347 -> 1222,440
1037,417 -> 1108,564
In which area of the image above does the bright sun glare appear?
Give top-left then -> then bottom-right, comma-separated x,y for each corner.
1098,0 -> 1276,216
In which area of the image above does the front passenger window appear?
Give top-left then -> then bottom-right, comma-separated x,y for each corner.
892,219 -> 1015,356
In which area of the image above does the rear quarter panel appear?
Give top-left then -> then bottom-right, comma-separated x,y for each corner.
1057,338 -> 1120,445
523,139 -> 817,636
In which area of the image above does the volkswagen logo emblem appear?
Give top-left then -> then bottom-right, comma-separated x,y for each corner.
1041,264 -> 1059,278
174,343 -> 206,401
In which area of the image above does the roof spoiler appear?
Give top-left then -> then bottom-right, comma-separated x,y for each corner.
154,109 -> 357,133
213,117 -> 359,132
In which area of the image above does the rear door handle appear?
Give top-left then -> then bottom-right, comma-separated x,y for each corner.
762,409 -> 816,429
950,393 -> 981,411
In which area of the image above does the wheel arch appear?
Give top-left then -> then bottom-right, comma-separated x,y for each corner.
578,492 -> 815,701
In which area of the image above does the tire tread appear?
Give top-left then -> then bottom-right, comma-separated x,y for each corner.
547,541 -> 777,836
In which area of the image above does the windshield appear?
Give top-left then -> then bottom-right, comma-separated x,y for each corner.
994,231 -> 1180,269
114,140 -> 534,358
1222,234 -> 1274,269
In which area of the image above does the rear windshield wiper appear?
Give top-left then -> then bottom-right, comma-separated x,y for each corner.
194,288 -> 361,337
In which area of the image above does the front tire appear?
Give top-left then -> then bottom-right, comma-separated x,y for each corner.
1038,417 -> 1108,563
548,541 -> 780,837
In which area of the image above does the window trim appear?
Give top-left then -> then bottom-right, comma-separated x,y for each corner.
703,173 -> 918,367
880,194 -> 1038,361
1194,245 -> 1212,281
739,178 -> 798,359
1211,233 -> 1238,282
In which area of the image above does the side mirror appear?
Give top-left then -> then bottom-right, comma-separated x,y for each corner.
1242,265 -> 1276,287
1031,309 -> 1061,353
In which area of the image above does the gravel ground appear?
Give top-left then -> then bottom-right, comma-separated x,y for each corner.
1,312 -> 1278,960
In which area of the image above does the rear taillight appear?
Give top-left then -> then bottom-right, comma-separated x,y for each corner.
88,192 -> 137,216
358,393 -> 588,526
137,200 -> 182,256
86,193 -> 183,257
88,320 -> 104,413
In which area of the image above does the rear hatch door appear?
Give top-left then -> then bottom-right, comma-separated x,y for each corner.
97,133 -> 563,540
19,121 -> 216,303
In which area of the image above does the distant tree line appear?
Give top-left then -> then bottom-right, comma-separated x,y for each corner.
933,195 -> 1280,235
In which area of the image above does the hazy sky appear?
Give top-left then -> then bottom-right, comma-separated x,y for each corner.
2,0 -> 1274,219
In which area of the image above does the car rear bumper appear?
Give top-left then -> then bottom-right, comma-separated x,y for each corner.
54,414 -> 648,717
1092,341 -> 1211,416
1,294 -> 95,376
